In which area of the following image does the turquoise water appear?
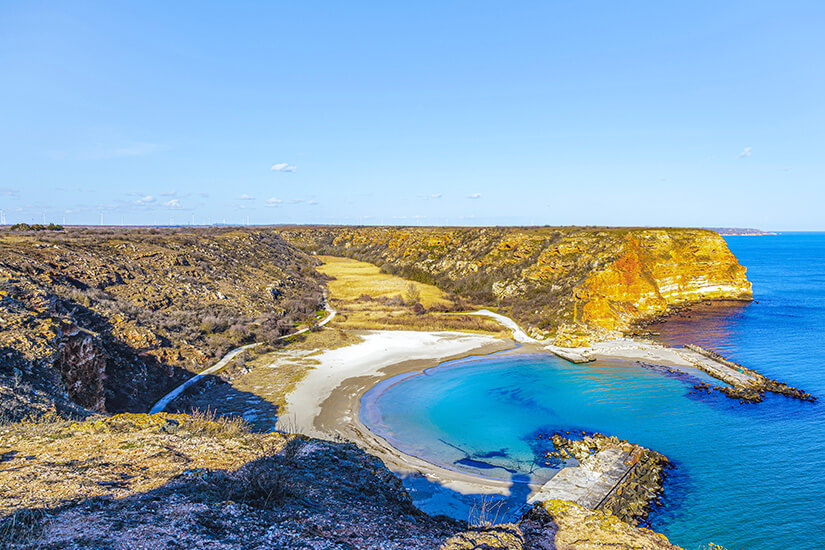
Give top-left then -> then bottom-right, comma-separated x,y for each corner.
361,234 -> 825,549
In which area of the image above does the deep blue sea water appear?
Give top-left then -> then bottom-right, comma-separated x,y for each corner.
361,233 -> 825,550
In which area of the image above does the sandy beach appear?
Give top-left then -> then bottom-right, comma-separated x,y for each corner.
279,330 -> 522,496
276,317 -> 716,508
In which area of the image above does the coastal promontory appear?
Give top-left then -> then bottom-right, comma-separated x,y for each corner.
282,226 -> 752,345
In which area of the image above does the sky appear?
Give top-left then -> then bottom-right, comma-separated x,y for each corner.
1,1 -> 824,229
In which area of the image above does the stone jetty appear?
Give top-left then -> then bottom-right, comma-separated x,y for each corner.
528,432 -> 668,525
678,344 -> 815,403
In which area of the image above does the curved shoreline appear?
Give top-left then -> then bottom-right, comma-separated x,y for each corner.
280,330 -> 525,496
277,325 -> 721,504
276,307 -> 812,518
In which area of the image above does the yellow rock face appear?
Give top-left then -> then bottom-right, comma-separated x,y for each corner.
282,226 -> 752,343
580,231 -> 751,331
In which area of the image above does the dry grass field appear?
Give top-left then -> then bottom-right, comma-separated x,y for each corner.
316,255 -> 450,307
316,255 -> 505,334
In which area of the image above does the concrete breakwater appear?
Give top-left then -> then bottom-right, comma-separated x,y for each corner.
679,344 -> 815,402
528,432 -> 668,525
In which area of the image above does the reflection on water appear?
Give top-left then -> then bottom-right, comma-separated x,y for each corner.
642,300 -> 751,353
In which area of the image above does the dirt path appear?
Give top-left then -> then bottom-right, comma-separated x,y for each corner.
149,304 -> 336,414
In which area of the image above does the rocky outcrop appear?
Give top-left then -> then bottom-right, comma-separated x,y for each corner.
521,499 -> 683,549
439,499 -> 685,549
1,413 -> 691,550
537,432 -> 669,525
281,226 -> 752,346
683,344 -> 815,402
0,413 -> 460,549
57,326 -> 107,411
0,227 -> 325,418
440,524 -> 525,549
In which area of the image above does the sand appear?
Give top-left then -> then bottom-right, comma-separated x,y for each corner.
278,329 -> 529,495
276,315 -> 718,508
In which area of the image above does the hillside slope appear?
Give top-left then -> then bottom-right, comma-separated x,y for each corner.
0,227 -> 324,420
0,413 -> 688,549
282,226 -> 752,345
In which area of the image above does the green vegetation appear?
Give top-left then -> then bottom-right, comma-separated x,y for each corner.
8,223 -> 64,231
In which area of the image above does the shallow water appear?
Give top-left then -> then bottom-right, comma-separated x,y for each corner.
361,233 -> 825,550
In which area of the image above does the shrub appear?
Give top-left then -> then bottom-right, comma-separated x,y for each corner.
200,315 -> 229,334
8,223 -> 64,232
404,282 -> 421,305
227,457 -> 293,507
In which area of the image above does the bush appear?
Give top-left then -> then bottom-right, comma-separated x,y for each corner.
8,223 -> 64,232
184,409 -> 249,439
404,282 -> 421,305
223,439 -> 305,508
226,457 -> 294,507
200,315 -> 230,334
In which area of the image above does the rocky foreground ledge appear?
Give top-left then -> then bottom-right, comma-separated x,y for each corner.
0,413 -> 705,549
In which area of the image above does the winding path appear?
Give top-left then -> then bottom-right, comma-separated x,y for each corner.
462,309 -> 539,344
149,303 -> 336,414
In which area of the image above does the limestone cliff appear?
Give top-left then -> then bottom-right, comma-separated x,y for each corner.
281,226 -> 752,345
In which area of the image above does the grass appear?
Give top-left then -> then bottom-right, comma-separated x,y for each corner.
183,409 -> 250,440
0,412 -> 292,518
468,495 -> 506,527
170,329 -> 364,429
244,329 -> 362,411
337,310 -> 506,334
316,255 -> 506,334
317,255 -> 450,307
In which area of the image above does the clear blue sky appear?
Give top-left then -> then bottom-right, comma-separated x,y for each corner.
1,1 -> 823,229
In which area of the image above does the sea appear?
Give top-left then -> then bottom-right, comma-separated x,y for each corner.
360,233 -> 825,550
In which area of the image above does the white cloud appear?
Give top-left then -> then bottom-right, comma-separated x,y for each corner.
737,146 -> 752,158
135,195 -> 156,205
429,193 -> 442,199
467,193 -> 482,199
271,162 -> 297,172
0,187 -> 19,197
266,197 -> 282,207
164,199 -> 181,209
239,194 -> 255,200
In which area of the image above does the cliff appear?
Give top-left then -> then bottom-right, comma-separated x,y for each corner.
281,226 -> 752,345
0,227 -> 324,419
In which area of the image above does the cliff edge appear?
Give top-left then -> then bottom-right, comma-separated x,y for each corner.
281,226 -> 752,345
